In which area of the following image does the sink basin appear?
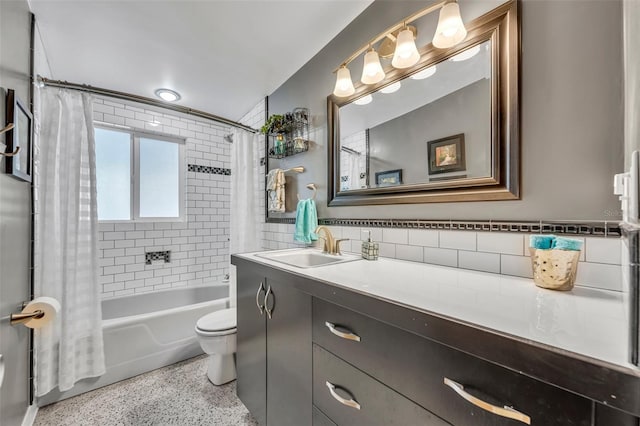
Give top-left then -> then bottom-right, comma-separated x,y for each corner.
255,249 -> 360,269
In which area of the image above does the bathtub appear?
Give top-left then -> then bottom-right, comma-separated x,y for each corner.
39,284 -> 229,406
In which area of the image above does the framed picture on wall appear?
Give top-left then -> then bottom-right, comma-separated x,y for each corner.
5,89 -> 33,182
427,133 -> 466,175
375,169 -> 402,187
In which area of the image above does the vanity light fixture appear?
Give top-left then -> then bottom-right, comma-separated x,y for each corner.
353,94 -> 373,106
391,25 -> 421,69
432,1 -> 468,48
411,65 -> 437,80
332,0 -> 467,97
334,66 -> 356,97
379,81 -> 401,94
154,88 -> 181,102
361,48 -> 386,85
450,45 -> 480,61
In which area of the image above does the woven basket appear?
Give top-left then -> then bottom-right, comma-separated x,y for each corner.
529,248 -> 580,291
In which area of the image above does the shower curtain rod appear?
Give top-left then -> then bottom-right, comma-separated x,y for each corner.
36,76 -> 258,134
341,146 -> 361,155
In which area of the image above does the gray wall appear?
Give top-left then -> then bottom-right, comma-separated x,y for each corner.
624,0 -> 640,169
268,0 -> 624,221
0,0 -> 34,424
368,79 -> 491,184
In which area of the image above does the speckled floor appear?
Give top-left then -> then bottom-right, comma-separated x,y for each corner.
34,355 -> 258,426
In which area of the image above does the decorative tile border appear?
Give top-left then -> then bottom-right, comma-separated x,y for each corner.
188,164 -> 231,175
265,217 -> 621,237
145,250 -> 171,265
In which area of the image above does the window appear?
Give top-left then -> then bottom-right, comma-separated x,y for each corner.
95,127 -> 185,221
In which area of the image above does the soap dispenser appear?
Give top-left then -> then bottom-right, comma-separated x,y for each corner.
361,230 -> 379,260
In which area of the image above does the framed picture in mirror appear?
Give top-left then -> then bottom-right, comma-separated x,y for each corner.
427,133 -> 466,175
5,89 -> 33,182
375,169 -> 402,187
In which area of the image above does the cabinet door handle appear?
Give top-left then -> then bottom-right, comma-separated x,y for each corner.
326,381 -> 361,410
256,282 -> 265,314
443,377 -> 531,425
325,322 -> 361,342
264,285 -> 273,320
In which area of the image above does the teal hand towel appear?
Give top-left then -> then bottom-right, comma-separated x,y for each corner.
552,237 -> 583,251
294,199 -> 318,243
530,235 -> 554,249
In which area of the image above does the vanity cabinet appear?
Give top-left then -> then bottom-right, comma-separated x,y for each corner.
232,256 -> 640,426
236,266 -> 312,426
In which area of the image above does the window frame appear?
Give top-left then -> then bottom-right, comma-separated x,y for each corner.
95,124 -> 186,223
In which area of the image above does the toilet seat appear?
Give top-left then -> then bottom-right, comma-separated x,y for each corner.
196,308 -> 236,335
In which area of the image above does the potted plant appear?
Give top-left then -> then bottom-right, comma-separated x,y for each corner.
261,114 -> 292,138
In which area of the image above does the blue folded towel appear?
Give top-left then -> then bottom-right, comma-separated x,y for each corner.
552,237 -> 583,251
530,235 -> 554,249
529,235 -> 582,251
294,199 -> 318,244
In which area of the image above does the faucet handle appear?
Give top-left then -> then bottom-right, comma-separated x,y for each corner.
335,239 -> 350,255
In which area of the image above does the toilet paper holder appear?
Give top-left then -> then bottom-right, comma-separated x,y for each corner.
10,302 -> 44,325
10,308 -> 44,326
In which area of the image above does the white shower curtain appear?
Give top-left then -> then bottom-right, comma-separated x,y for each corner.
229,130 -> 261,307
34,87 -> 105,396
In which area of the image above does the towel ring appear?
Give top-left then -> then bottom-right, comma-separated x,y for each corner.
297,183 -> 317,201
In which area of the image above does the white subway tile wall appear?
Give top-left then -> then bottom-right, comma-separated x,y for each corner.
95,97 -> 232,298
260,223 -> 623,291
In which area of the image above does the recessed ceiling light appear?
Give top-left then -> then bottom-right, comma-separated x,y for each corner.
450,45 -> 481,62
380,81 -> 401,94
154,88 -> 181,102
354,94 -> 373,106
411,65 -> 437,80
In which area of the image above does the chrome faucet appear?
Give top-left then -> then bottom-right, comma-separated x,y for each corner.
315,226 -> 349,255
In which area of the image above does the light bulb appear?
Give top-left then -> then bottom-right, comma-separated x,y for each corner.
432,1 -> 467,49
380,81 -> 401,94
449,45 -> 480,62
361,48 -> 385,85
354,95 -> 373,106
391,28 -> 420,69
411,65 -> 437,80
333,66 -> 355,97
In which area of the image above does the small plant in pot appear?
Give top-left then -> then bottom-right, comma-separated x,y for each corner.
261,114 -> 292,139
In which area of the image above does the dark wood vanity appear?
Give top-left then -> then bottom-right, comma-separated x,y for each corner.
232,254 -> 640,426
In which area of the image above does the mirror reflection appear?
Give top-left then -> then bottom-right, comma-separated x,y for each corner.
339,40 -> 492,191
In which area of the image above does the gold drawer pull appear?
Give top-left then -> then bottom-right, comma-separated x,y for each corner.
326,381 -> 361,410
325,322 -> 361,342
443,377 -> 531,425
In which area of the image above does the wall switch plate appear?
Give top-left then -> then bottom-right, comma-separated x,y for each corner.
614,151 -> 640,225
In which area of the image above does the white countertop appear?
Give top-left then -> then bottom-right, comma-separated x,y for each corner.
237,249 -> 635,370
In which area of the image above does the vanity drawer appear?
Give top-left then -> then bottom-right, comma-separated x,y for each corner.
313,298 -> 593,426
313,406 -> 338,426
313,344 -> 451,426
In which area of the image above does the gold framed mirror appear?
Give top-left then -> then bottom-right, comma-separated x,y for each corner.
327,0 -> 519,206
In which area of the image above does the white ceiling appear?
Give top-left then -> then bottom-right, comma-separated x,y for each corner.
29,0 -> 373,122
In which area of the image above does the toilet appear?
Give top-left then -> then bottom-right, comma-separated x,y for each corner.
195,307 -> 237,385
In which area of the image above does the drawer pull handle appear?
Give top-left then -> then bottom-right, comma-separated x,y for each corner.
326,381 -> 361,411
256,282 -> 265,315
325,322 -> 361,342
444,378 -> 531,425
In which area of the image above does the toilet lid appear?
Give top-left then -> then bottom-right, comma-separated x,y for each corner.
197,308 -> 236,332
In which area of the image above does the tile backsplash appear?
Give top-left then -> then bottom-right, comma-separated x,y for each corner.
261,223 -> 623,292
